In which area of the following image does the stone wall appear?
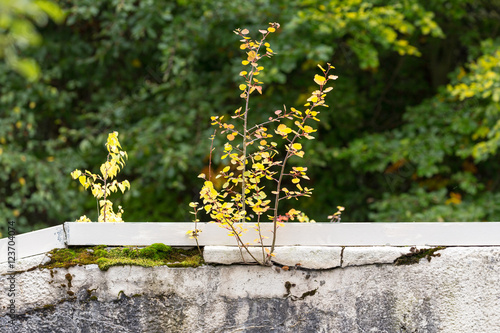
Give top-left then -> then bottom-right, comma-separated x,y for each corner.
2,246 -> 500,332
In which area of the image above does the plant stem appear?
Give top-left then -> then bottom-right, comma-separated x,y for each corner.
209,129 -> 216,180
269,151 -> 291,259
241,94 -> 249,222
239,32 -> 269,223
227,221 -> 263,265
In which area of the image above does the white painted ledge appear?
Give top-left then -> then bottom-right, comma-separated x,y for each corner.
0,225 -> 65,264
64,222 -> 500,247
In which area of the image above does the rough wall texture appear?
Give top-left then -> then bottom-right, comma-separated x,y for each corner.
2,247 -> 500,332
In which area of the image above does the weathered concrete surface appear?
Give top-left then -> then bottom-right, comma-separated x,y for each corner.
204,246 -> 342,269
0,254 -> 51,275
342,246 -> 412,267
204,246 -> 414,268
1,247 -> 500,332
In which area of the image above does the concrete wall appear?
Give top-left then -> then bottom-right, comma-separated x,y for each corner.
2,246 -> 500,332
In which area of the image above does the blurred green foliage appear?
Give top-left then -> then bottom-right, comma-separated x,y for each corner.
0,0 -> 65,80
1,0 -> 499,234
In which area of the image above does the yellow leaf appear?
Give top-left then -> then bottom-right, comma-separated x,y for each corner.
303,125 -> 315,133
240,44 -> 247,50
247,50 -> 257,61
242,60 -> 249,65
314,74 -> 326,85
71,170 -> 82,179
276,124 -> 292,135
254,163 -> 265,170
79,175 -> 86,186
292,143 -> 302,150
292,178 -> 300,184
100,163 -> 107,178
239,84 -> 247,91
268,27 -> 276,32
445,192 -> 462,205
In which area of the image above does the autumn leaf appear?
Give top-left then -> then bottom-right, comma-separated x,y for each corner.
314,74 -> 326,85
71,170 -> 81,179
247,50 -> 257,61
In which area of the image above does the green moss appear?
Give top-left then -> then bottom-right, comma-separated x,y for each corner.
137,243 -> 173,260
394,246 -> 446,266
97,257 -> 160,271
41,244 -> 203,271
122,247 -> 137,258
94,249 -> 108,258
138,247 -> 158,259
50,248 -> 76,263
166,254 -> 203,268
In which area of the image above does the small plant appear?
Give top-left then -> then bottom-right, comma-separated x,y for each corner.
189,23 -> 343,265
71,131 -> 130,222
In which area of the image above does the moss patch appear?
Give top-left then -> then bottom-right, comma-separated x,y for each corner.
40,244 -> 204,271
394,246 -> 445,266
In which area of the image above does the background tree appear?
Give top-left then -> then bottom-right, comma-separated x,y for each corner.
0,0 -> 64,80
1,0 -> 499,235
